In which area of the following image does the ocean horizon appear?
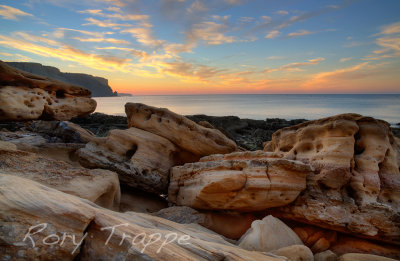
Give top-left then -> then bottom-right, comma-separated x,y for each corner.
94,94 -> 400,125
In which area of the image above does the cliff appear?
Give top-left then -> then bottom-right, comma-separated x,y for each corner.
6,62 -> 117,97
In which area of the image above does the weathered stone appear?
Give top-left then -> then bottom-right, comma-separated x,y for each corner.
0,174 -> 286,261
169,150 -> 311,212
265,113 -> 400,244
270,245 -> 314,261
0,145 -> 120,210
293,225 -> 337,253
314,250 -> 338,261
338,253 -> 398,261
77,127 -> 180,193
0,61 -> 96,121
119,188 -> 168,213
238,215 -> 303,252
125,102 -> 237,157
153,206 -> 258,239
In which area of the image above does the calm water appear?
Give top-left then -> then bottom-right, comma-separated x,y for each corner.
94,94 -> 400,125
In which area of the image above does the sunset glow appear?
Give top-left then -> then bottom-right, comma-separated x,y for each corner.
0,0 -> 399,94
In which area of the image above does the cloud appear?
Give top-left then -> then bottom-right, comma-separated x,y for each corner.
364,21 -> 400,60
96,46 -> 150,60
94,0 -> 126,7
287,30 -> 314,38
265,30 -> 279,39
73,37 -> 130,44
0,5 -> 33,20
57,28 -> 114,37
265,57 -> 325,73
83,17 -> 132,29
121,27 -> 165,47
267,56 -> 285,60
186,21 -> 235,45
0,33 -> 131,71
275,10 -> 289,16
78,9 -> 103,15
340,57 -> 352,62
160,59 -> 226,81
79,8 -> 149,21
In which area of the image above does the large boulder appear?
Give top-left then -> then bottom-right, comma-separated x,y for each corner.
338,253 -> 398,261
0,142 -> 120,210
169,150 -> 312,212
238,215 -> 303,252
77,127 -> 181,194
0,173 -> 286,260
264,114 -> 400,244
125,103 -> 237,158
0,61 -> 96,121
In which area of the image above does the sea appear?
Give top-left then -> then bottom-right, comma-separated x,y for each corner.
94,94 -> 400,125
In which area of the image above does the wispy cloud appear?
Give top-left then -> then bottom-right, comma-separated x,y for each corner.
265,30 -> 279,39
0,33 -> 131,71
83,17 -> 132,29
275,10 -> 289,16
363,21 -> 400,60
73,37 -> 130,44
340,57 -> 352,62
287,29 -> 314,38
265,57 -> 325,73
121,27 -> 165,47
187,21 -> 235,45
96,46 -> 150,60
0,5 -> 33,20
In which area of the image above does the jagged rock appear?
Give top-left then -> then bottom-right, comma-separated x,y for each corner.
153,206 -> 258,239
270,245 -> 314,261
314,250 -> 338,261
338,253 -> 398,261
169,150 -> 312,212
0,174 -> 286,261
293,225 -> 338,253
77,127 -> 181,194
0,144 -> 120,210
6,61 -> 117,97
264,113 -> 400,244
238,215 -> 303,252
0,61 -> 96,121
125,103 -> 237,158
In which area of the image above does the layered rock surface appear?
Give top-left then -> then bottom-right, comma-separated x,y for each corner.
0,141 -> 120,210
0,61 -> 96,121
77,127 -> 181,194
264,113 -> 400,244
125,103 -> 237,157
169,150 -> 312,212
0,173 -> 286,261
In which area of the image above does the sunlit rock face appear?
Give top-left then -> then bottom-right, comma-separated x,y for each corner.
0,61 -> 96,121
169,150 -> 312,212
125,102 -> 238,158
264,113 -> 400,244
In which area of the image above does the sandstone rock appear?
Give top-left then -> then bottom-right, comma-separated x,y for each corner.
153,206 -> 258,239
0,61 -> 96,121
270,245 -> 314,261
125,102 -> 237,157
0,173 -> 286,260
264,113 -> 400,243
169,150 -> 311,212
338,253 -> 398,261
314,250 -> 338,261
119,187 -> 168,213
77,127 -> 180,194
0,146 -> 120,210
293,225 -> 337,253
238,215 -> 303,252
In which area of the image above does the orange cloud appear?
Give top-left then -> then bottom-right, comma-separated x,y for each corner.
0,5 -> 33,20
265,58 -> 325,73
73,37 -> 130,44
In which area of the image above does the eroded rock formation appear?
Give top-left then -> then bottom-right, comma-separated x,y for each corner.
169,150 -> 312,212
125,103 -> 237,157
77,127 -> 181,194
0,142 -> 120,210
0,61 -> 96,121
0,173 -> 286,261
264,113 -> 400,244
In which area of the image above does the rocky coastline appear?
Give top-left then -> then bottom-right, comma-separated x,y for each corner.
1,62 -> 400,261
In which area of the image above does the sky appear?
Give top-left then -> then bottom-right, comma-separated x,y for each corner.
0,0 -> 399,95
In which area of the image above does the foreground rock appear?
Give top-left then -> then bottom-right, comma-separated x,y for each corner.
77,127 -> 184,194
264,113 -> 400,244
125,103 -> 237,157
0,141 -> 120,210
169,150 -> 312,212
0,173 -> 285,261
0,61 -> 96,121
238,215 -> 304,252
